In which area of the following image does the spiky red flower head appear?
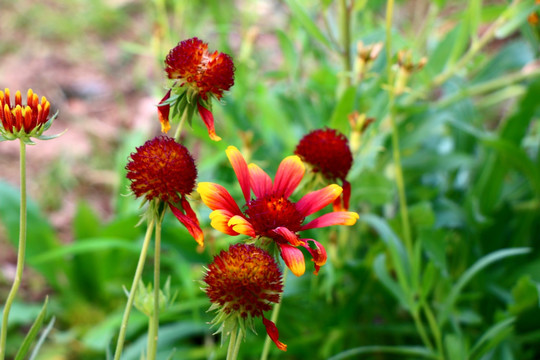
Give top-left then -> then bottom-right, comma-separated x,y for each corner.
126,136 -> 197,203
203,244 -> 287,351
0,88 -> 53,140
295,128 -> 353,181
165,37 -> 235,101
204,244 -> 283,317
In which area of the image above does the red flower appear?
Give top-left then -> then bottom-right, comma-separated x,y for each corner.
158,37 -> 235,141
0,88 -> 57,142
295,128 -> 354,211
197,146 -> 359,277
126,136 -> 203,245
203,244 -> 286,351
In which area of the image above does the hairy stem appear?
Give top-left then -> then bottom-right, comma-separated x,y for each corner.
0,140 -> 27,359
113,208 -> 157,360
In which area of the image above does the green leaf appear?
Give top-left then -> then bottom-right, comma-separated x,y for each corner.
444,334 -> 467,360
28,316 -> 55,360
439,247 -> 531,326
328,345 -> 438,360
509,275 -> 540,315
373,254 -> 408,309
14,297 -> 49,360
329,86 -> 356,133
495,3 -> 539,39
468,317 -> 516,360
419,229 -> 448,276
284,0 -> 333,49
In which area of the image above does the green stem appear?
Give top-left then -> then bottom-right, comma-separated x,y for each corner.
338,0 -> 353,94
173,107 -> 189,142
412,310 -> 435,352
385,0 -> 413,256
226,325 -> 239,360
260,269 -> 288,360
148,211 -> 164,360
437,67 -> 540,108
113,208 -> 157,360
0,140 -> 27,359
231,327 -> 243,360
423,304 -> 443,358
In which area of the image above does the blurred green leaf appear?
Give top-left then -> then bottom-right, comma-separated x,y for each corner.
495,3 -> 539,39
509,275 -> 540,315
419,229 -> 448,276
328,345 -> 438,360
14,297 -> 48,360
373,254 -> 408,309
469,317 -> 516,360
329,86 -> 356,133
284,0 -> 333,49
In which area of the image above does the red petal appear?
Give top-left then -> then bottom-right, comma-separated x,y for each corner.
272,155 -> 305,198
296,184 -> 342,217
169,204 -> 204,246
301,211 -> 359,230
302,239 -> 327,275
197,182 -> 242,215
226,146 -> 251,203
157,89 -> 172,133
197,102 -> 221,141
333,180 -> 351,212
248,163 -> 272,198
279,243 -> 305,277
272,227 -> 302,246
262,316 -> 287,351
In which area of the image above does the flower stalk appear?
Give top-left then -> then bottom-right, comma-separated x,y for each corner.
113,206 -> 156,360
0,139 -> 27,359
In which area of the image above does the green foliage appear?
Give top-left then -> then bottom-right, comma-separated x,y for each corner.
1,0 -> 540,359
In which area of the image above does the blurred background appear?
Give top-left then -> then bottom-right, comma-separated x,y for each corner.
1,0 -> 540,359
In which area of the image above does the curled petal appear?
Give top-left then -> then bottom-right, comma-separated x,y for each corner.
169,204 -> 204,246
226,146 -> 251,203
272,155 -> 305,198
197,182 -> 242,215
296,184 -> 342,217
301,211 -> 359,231
228,215 -> 256,237
209,210 -> 239,236
248,163 -> 272,198
197,102 -> 221,141
157,89 -> 172,133
333,180 -> 351,212
279,243 -> 305,277
262,316 -> 287,351
302,239 -> 327,275
272,227 -> 303,246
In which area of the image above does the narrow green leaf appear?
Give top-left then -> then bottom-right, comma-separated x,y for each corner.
28,317 -> 55,360
328,345 -> 438,360
468,317 -> 516,360
284,0 -> 333,49
439,247 -> 531,326
14,297 -> 49,360
495,3 -> 539,39
373,254 -> 408,309
329,86 -> 356,133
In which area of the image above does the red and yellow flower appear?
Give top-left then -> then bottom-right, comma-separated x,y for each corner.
203,243 -> 286,351
0,88 -> 59,143
126,136 -> 203,245
158,37 -> 235,141
295,128 -> 354,211
197,146 -> 359,277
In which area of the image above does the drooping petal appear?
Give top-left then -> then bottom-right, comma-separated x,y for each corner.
197,182 -> 242,214
272,227 -> 303,246
272,155 -> 305,198
248,163 -> 272,198
302,239 -> 327,275
262,316 -> 287,351
209,210 -> 239,235
333,179 -> 351,212
279,243 -> 305,277
197,102 -> 221,141
170,204 -> 204,246
228,215 -> 256,237
157,89 -> 172,133
301,211 -> 359,230
226,146 -> 251,203
296,184 -> 343,217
